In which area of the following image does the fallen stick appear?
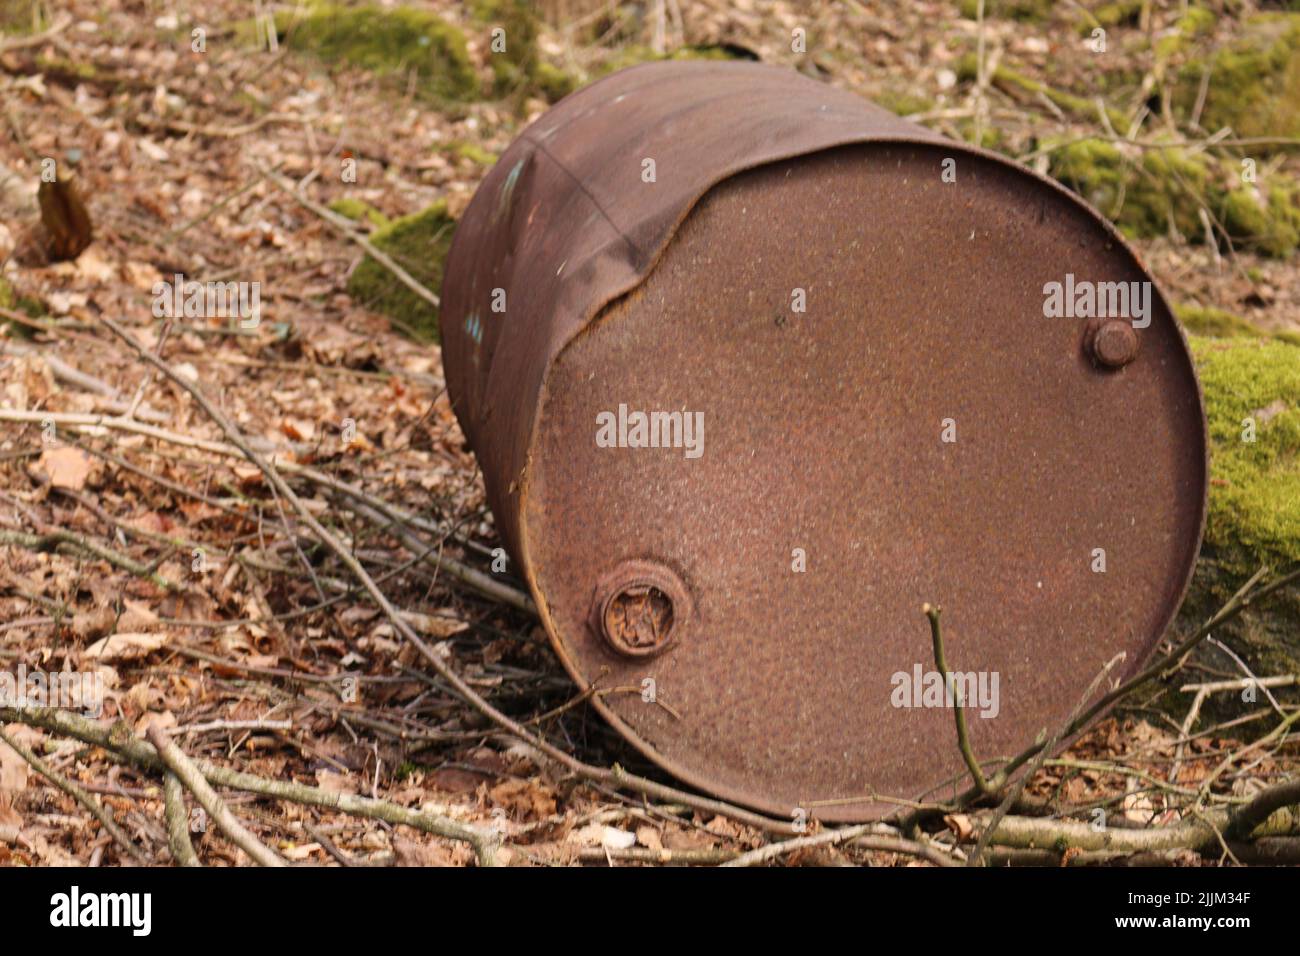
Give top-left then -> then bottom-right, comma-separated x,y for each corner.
146,725 -> 287,867
0,725 -> 151,865
1,341 -> 169,423
99,313 -> 801,836
0,407 -> 530,610
162,772 -> 202,867
1,705 -> 502,866
259,164 -> 440,309
0,15 -> 71,54
722,824 -> 960,868
973,781 -> 1300,855
0,528 -> 184,592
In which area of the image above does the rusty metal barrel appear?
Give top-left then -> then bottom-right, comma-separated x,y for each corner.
440,61 -> 1207,821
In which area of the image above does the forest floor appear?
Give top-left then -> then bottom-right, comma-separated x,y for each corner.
1,0 -> 1298,866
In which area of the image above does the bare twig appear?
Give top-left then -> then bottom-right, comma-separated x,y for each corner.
0,15 -> 71,54
960,565 -> 1298,807
162,772 -> 202,867
99,314 -> 799,835
1,705 -> 503,865
723,824 -> 960,868
0,528 -> 183,592
968,652 -> 1127,867
924,603 -> 994,796
146,724 -> 286,867
0,726 -> 150,864
258,164 -> 440,309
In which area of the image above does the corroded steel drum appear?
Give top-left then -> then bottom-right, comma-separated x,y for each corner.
440,61 -> 1207,821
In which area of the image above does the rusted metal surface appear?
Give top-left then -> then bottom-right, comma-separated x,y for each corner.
1088,318 -> 1141,369
440,61 -> 1208,822
589,559 -> 689,658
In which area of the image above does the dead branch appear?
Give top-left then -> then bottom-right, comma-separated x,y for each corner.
0,705 -> 502,865
1,341 -> 169,422
723,823 -> 960,868
162,772 -> 202,867
146,724 -> 287,867
0,528 -> 184,592
99,313 -> 802,836
0,725 -> 151,864
923,603 -> 993,796
259,164 -> 440,309
1227,778 -> 1300,841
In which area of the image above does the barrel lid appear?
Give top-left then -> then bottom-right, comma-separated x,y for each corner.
523,143 -> 1206,821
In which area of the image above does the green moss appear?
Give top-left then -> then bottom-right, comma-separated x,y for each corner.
1193,337 -> 1300,622
328,197 -> 391,228
472,0 -> 538,94
442,140 -> 498,166
0,276 -> 48,336
875,89 -> 934,118
469,0 -> 576,102
1047,138 -> 1300,256
1176,304 -> 1266,339
1075,0 -> 1143,34
0,0 -> 41,33
270,3 -> 478,103
345,201 -> 454,341
534,61 -> 578,101
32,52 -> 99,81
954,119 -> 1003,150
958,58 -> 1130,132
1134,146 -> 1212,236
593,43 -> 750,78
1160,336 -> 1300,726
1176,13 -> 1300,140
0,277 -> 42,316
1220,184 -> 1300,257
1048,139 -> 1204,238
957,0 -> 1052,22
1154,6 -> 1217,59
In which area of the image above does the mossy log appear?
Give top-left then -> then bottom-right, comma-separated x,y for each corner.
345,201 -> 455,341
1048,138 -> 1300,258
269,3 -> 479,103
1159,320 -> 1300,730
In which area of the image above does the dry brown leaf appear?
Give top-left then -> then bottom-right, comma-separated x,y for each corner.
84,631 -> 167,661
282,842 -> 322,862
117,599 -> 159,631
944,813 -> 974,841
635,825 -> 663,851
0,737 -> 30,796
314,769 -> 358,794
35,446 -> 95,490
282,417 -> 316,441
70,605 -> 116,642
393,836 -> 453,867
489,776 -> 557,819
567,822 -> 635,848
134,711 -> 176,737
72,244 -> 114,282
